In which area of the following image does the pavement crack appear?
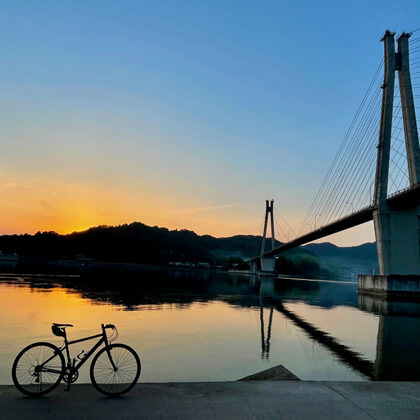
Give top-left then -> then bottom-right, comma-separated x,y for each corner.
326,384 -> 377,420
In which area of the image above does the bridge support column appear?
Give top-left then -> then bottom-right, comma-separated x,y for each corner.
247,200 -> 277,275
373,206 -> 420,276
359,31 -> 420,298
260,257 -> 276,275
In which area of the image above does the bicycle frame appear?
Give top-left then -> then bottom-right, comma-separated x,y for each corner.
39,325 -> 116,375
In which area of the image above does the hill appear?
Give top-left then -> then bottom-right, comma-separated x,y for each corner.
0,223 -> 379,279
0,222 -> 267,266
303,242 -> 377,259
302,242 -> 378,280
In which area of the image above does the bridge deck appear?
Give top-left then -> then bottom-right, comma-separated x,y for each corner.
249,184 -> 420,262
250,206 -> 374,262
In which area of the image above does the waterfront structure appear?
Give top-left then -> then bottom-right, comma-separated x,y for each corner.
251,200 -> 276,274
250,31 -> 420,297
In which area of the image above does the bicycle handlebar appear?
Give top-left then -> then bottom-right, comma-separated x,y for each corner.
102,323 -> 116,330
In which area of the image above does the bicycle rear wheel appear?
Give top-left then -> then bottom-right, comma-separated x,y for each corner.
90,343 -> 141,396
12,342 -> 65,396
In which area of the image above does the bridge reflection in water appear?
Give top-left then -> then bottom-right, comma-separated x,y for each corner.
359,294 -> 420,380
4,271 -> 419,381
252,275 -> 420,381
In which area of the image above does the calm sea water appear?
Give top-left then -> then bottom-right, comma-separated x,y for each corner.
1,270 -> 419,384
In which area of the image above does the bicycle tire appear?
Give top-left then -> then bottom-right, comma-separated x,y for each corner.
90,343 -> 141,396
12,342 -> 65,397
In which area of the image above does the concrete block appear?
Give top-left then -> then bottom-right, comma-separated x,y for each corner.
358,274 -> 420,298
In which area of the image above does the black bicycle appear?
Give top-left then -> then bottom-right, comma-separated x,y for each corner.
12,323 -> 141,397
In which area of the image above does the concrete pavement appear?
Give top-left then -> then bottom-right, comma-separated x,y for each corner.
1,381 -> 420,420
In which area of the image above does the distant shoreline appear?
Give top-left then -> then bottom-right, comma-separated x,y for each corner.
0,256 -> 222,276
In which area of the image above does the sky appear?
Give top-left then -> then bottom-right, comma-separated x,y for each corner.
0,1 -> 419,245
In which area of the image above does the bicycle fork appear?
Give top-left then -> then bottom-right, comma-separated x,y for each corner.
105,346 -> 118,372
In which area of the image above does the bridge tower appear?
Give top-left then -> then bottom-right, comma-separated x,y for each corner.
260,200 -> 276,273
360,30 -> 420,296
250,200 -> 277,274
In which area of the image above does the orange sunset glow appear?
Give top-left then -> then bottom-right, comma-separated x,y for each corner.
2,2 -> 420,416
0,169 -> 263,237
0,169 -> 375,245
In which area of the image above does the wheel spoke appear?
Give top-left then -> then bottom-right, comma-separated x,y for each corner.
91,345 -> 140,396
12,343 -> 64,396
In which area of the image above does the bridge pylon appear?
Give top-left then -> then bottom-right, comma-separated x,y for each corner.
250,200 -> 277,274
359,30 -> 420,297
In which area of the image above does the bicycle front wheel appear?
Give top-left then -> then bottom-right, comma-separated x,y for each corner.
90,343 -> 141,396
12,342 -> 65,397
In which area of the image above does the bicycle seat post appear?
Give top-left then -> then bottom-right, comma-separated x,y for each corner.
59,328 -> 71,392
63,329 -> 71,364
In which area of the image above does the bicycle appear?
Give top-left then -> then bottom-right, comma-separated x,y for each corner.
12,323 -> 141,397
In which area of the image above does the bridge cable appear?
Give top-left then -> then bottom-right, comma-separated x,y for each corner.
302,64 -> 383,230
299,60 -> 383,235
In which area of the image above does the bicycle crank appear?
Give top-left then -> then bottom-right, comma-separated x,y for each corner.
63,367 -> 79,384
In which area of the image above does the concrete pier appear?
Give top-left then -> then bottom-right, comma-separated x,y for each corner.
260,257 -> 276,274
358,274 -> 420,298
1,382 -> 420,420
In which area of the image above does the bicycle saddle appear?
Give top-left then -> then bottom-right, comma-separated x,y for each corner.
51,323 -> 73,337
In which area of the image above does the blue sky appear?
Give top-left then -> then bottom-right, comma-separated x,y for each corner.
0,1 -> 419,244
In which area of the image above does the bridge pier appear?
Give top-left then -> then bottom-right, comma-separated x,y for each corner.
359,204 -> 420,298
373,207 -> 420,276
260,257 -> 276,275
358,31 -> 420,298
248,200 -> 277,276
358,274 -> 420,298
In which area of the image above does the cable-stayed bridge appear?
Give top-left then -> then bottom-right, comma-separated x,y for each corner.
250,31 -> 420,297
